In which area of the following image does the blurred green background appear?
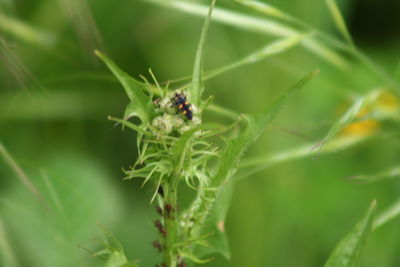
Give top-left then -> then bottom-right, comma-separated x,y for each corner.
1,0 -> 400,266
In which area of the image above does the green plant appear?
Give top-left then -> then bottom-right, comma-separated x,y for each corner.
90,0 -> 400,266
94,0 -> 319,265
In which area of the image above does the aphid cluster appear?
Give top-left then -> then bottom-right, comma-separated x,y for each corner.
171,92 -> 193,120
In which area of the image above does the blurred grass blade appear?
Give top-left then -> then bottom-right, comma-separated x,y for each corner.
0,36 -> 46,94
302,38 -> 347,68
373,198 -> 400,230
233,0 -> 293,22
58,0 -> 103,58
324,200 -> 376,267
236,134 -> 371,180
204,34 -> 309,81
0,217 -> 19,267
0,141 -> 50,210
325,0 -> 354,48
146,0 -> 347,68
316,90 -> 382,151
178,34 -> 309,90
0,12 -> 56,47
95,50 -> 154,124
213,70 -> 319,186
146,0 -> 297,37
349,166 -> 400,184
190,0 -> 216,106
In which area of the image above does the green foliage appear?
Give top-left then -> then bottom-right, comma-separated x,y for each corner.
0,152 -> 122,267
2,0 -> 400,266
324,201 -> 376,267
325,0 -> 355,48
213,70 -> 319,187
350,166 -> 400,184
95,226 -> 138,267
374,199 -> 400,230
190,0 -> 216,106
195,182 -> 234,259
95,50 -> 155,124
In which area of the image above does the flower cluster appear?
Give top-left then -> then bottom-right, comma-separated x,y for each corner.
152,91 -> 201,135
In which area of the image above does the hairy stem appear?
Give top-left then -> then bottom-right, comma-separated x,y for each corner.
162,178 -> 179,266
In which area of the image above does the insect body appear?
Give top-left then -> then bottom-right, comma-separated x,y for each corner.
172,92 -> 193,120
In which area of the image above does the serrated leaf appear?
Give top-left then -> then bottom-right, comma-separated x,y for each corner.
189,0 -> 216,106
198,70 -> 318,259
105,251 -> 130,267
95,50 -> 154,124
196,182 -> 234,259
324,200 -> 376,267
98,225 -> 138,267
213,70 -> 319,186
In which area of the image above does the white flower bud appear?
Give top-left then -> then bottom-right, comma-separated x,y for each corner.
152,114 -> 173,134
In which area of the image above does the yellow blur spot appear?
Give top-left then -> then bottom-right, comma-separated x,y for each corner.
375,91 -> 399,111
341,119 -> 379,136
340,90 -> 399,137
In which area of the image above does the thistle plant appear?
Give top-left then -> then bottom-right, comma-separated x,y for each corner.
91,0 -> 400,266
94,0 -> 319,265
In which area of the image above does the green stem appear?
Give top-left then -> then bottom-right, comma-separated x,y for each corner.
163,179 -> 179,266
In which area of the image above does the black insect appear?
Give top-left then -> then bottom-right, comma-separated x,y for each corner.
172,92 -> 193,120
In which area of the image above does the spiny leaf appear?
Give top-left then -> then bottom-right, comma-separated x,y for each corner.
198,70 -> 318,259
190,0 -> 216,106
325,0 -> 354,48
97,225 -> 139,267
213,70 -> 319,186
324,200 -> 376,267
95,50 -> 154,124
196,182 -> 234,259
172,124 -> 219,175
179,251 -> 212,264
108,116 -> 151,135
